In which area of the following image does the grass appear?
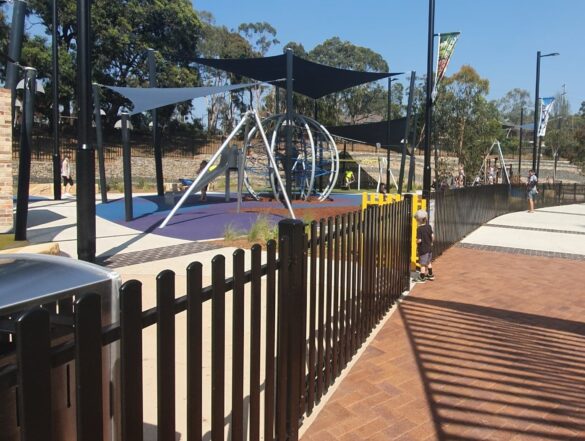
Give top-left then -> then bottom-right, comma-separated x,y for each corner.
247,215 -> 278,243
223,223 -> 245,241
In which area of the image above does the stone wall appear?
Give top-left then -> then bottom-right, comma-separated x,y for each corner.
14,154 -> 210,187
0,89 -> 12,232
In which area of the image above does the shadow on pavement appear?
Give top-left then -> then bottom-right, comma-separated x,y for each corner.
399,296 -> 585,440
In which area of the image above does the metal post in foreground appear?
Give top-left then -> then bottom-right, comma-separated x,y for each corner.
6,0 -> 26,92
533,51 -> 541,171
423,0 -> 436,208
93,84 -> 108,203
52,0 -> 61,200
386,77 -> 393,186
518,107 -> 524,177
277,219 -> 305,441
399,71 -> 416,194
14,68 -> 37,241
285,49 -> 294,199
148,48 -> 164,196
122,113 -> 133,222
76,0 -> 96,262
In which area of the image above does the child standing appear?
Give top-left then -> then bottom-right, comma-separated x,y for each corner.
415,209 -> 434,283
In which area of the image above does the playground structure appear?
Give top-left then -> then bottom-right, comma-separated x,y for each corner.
245,113 -> 339,202
160,110 -> 341,228
477,140 -> 511,185
376,156 -> 398,192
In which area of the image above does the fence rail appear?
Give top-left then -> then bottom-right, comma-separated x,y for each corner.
434,183 -> 585,257
0,202 -> 412,441
12,133 -> 225,161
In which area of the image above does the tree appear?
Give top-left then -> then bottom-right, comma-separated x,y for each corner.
497,88 -> 532,124
434,65 -> 503,176
197,11 -> 254,133
27,0 -> 202,128
237,22 -> 279,57
309,37 -> 389,125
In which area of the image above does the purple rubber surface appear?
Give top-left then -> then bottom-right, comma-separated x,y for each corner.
96,193 -> 361,241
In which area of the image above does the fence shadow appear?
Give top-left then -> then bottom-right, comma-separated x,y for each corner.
399,296 -> 585,440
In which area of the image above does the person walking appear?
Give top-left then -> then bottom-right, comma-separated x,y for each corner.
415,209 -> 434,283
527,169 -> 538,212
61,155 -> 73,196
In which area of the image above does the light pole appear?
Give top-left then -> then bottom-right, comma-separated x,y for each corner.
423,0 -> 435,207
532,51 -> 559,174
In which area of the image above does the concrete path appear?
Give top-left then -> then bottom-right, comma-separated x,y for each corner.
301,204 -> 585,441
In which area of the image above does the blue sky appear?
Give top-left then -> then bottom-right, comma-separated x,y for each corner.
194,0 -> 585,111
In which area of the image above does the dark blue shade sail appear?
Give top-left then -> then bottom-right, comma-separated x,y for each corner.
327,117 -> 410,154
194,54 -> 399,99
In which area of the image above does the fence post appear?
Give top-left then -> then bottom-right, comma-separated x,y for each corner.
402,193 -> 414,281
17,308 -> 52,441
277,219 -> 306,441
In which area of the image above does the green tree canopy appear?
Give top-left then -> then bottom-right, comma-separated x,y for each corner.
27,0 -> 202,128
434,65 -> 503,176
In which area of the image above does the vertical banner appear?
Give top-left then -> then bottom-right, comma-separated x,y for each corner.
432,32 -> 460,101
537,97 -> 555,137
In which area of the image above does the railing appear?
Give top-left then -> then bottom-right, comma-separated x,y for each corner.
12,133 -> 225,161
0,203 -> 412,441
434,183 -> 585,257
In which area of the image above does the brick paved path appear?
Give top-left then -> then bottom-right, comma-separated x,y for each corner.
301,247 -> 585,441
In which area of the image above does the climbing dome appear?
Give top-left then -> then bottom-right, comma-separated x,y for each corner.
244,113 -> 339,201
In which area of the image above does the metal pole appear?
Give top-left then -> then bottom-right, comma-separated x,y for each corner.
6,0 -> 26,92
423,0 -> 435,207
518,108 -> 523,177
533,51 -> 541,171
386,77 -> 392,186
536,137 -> 543,177
148,49 -> 164,196
52,0 -> 61,201
14,68 -> 36,241
275,86 -> 279,114
76,0 -> 96,262
122,113 -> 133,221
399,71 -> 416,194
285,49 -> 293,199
407,113 -> 418,192
93,84 -> 107,203
6,0 -> 26,126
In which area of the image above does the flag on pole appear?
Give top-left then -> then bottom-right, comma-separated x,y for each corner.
537,97 -> 555,137
432,32 -> 461,101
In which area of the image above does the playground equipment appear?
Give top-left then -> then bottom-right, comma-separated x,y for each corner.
376,157 -> 398,192
244,113 -> 339,201
477,140 -> 510,185
160,110 -> 296,227
160,109 -> 341,228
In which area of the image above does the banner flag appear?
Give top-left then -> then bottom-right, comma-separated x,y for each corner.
537,97 -> 555,137
432,32 -> 460,101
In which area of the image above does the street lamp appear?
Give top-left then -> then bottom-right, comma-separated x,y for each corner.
423,0 -> 435,207
533,51 -> 559,174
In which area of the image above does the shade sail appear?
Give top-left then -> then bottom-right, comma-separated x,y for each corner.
194,54 -> 398,99
504,122 -> 535,132
103,82 -> 258,115
327,117 -> 410,154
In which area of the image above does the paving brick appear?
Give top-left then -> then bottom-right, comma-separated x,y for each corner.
301,246 -> 585,440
